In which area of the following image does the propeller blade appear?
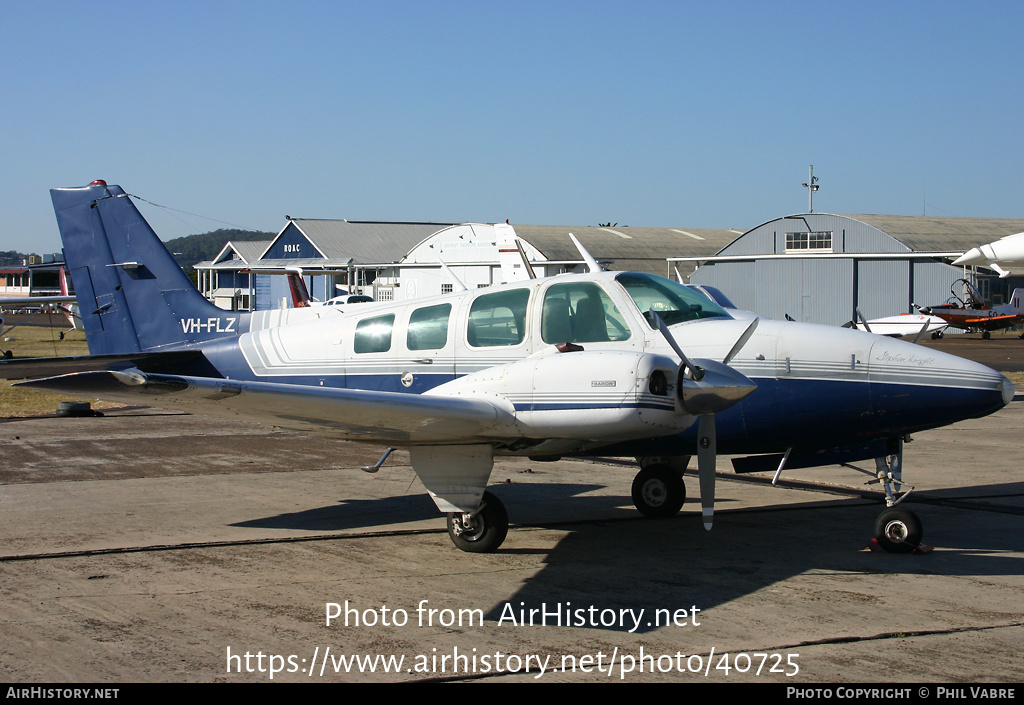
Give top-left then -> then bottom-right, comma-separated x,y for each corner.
648,309 -> 757,533
856,308 -> 873,334
722,318 -> 759,365
650,309 -> 703,380
912,319 -> 930,345
697,414 -> 716,530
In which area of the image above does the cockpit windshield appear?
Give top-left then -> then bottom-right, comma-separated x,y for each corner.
616,272 -> 732,326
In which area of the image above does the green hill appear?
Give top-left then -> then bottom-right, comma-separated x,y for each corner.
163,229 -> 275,271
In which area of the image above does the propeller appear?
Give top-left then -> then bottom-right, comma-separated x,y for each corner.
651,311 -> 758,530
855,308 -> 873,334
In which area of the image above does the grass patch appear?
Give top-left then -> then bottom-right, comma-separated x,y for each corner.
0,324 -> 105,417
1,322 -> 89,358
1003,371 -> 1024,390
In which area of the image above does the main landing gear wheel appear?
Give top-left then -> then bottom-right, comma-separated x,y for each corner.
982,331 -> 992,340
447,491 -> 508,553
631,464 -> 686,518
873,506 -> 923,553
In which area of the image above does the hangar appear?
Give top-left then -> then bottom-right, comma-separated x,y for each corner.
683,213 -> 1024,326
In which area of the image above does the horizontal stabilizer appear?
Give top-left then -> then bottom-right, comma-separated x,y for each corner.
15,371 -> 516,445
0,351 -> 206,380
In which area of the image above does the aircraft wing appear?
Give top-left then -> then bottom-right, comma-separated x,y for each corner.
14,370 -> 518,445
0,295 -> 77,306
961,314 -> 1024,326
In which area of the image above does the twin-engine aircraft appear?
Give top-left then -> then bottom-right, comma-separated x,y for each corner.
2,182 -> 1014,554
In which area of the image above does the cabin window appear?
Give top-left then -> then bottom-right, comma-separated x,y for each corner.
407,303 -> 451,350
541,282 -> 631,344
354,314 -> 395,353
616,272 -> 730,326
467,289 -> 529,347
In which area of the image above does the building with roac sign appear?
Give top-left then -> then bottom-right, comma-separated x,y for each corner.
195,220 -> 737,310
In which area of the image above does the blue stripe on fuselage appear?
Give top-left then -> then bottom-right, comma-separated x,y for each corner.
170,339 -> 1007,457
598,377 -> 1008,457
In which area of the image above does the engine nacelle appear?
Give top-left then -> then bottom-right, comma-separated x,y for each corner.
427,350 -> 691,443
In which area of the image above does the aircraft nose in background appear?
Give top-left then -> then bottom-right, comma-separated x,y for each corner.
952,247 -> 983,266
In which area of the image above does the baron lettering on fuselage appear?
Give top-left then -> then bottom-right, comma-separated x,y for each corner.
1,181 -> 1013,554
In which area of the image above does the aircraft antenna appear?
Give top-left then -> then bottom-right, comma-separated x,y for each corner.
569,233 -> 601,273
437,258 -> 468,292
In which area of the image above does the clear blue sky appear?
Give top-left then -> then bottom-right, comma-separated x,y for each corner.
3,0 -> 1022,254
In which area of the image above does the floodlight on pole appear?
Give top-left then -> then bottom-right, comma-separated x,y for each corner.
802,165 -> 820,213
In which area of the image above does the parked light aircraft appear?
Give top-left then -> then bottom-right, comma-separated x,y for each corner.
0,266 -> 79,356
953,231 -> 1024,278
0,182 -> 1014,554
846,313 -> 948,340
914,279 -> 1024,339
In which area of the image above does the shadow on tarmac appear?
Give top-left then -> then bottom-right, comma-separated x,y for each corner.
230,477 -> 1024,633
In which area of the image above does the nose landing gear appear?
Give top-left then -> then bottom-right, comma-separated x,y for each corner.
868,439 -> 926,553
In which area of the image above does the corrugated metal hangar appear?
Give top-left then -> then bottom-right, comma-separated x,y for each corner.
684,214 -> 1024,325
194,212 -> 1024,326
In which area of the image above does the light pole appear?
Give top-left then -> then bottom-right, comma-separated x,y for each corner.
802,165 -> 820,213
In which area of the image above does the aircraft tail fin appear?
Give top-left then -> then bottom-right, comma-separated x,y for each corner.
496,223 -> 534,282
51,182 -> 248,355
285,270 -> 312,307
1009,288 -> 1024,312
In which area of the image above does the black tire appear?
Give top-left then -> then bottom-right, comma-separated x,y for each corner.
447,491 -> 508,553
982,331 -> 991,340
873,507 -> 923,553
631,464 -> 686,518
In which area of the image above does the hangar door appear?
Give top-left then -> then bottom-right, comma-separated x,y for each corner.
754,258 -> 853,325
854,260 -> 911,321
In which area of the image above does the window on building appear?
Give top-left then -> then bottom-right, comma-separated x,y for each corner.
354,314 -> 395,353
785,231 -> 833,252
467,289 -> 529,347
441,283 -> 454,294
407,303 -> 451,350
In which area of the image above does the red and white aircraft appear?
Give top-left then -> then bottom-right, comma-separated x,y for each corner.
915,279 -> 1024,339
